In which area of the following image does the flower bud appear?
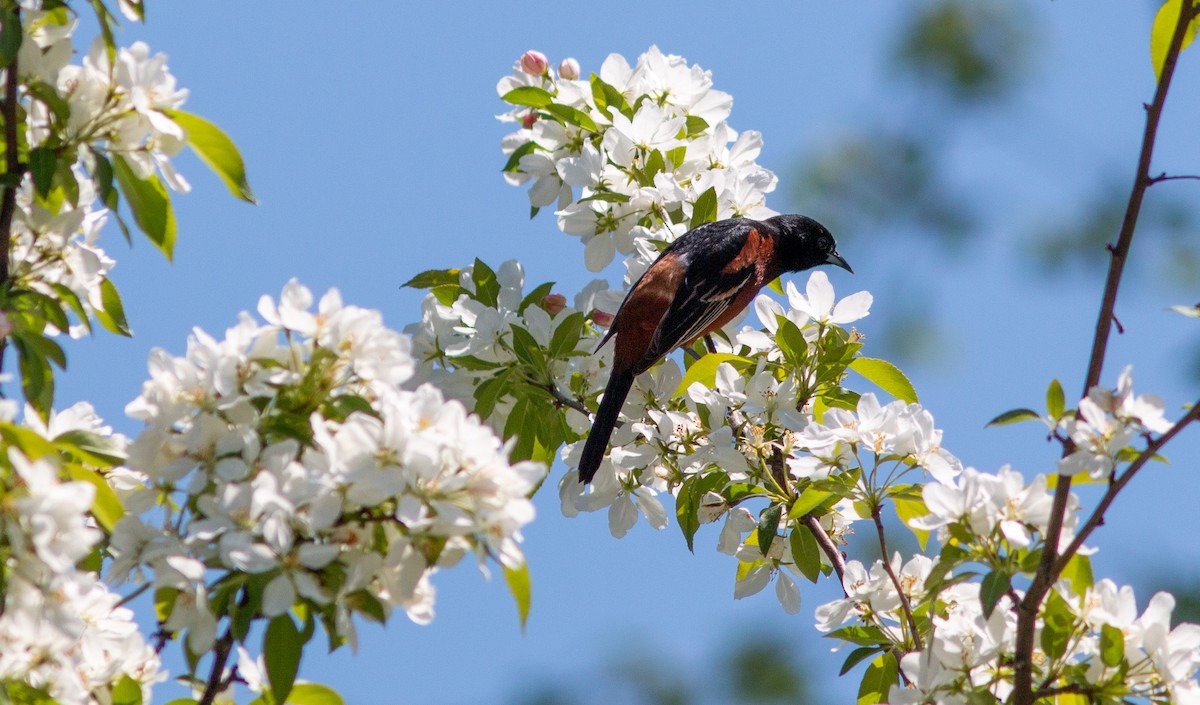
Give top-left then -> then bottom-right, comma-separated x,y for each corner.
520,50 -> 549,76
590,310 -> 614,328
558,57 -> 580,80
522,112 -> 539,129
542,293 -> 566,315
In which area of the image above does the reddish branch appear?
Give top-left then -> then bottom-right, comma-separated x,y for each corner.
1011,2 -> 1199,703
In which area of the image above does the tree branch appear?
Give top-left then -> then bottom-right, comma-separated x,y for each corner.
872,507 -> 923,650
196,626 -> 235,705
1012,3 -> 1198,703
1050,400 -> 1200,578
801,512 -> 847,593
0,24 -> 22,381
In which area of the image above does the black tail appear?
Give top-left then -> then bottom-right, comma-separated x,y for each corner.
578,367 -> 635,484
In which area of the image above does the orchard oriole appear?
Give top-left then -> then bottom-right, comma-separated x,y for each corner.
578,214 -> 850,484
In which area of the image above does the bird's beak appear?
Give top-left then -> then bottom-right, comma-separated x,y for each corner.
826,250 -> 853,273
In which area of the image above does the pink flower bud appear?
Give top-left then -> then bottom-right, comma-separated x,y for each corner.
558,57 -> 580,80
542,293 -> 566,315
522,112 -> 539,129
590,310 -> 614,328
520,50 -> 549,76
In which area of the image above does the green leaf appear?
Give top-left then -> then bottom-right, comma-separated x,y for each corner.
163,110 -> 256,202
95,277 -> 132,336
472,368 -> 512,421
676,471 -> 728,552
985,407 -> 1040,427
775,318 -> 809,367
402,268 -> 461,289
264,614 -> 302,705
0,7 -> 22,68
1059,553 -> 1093,596
684,115 -> 708,137
980,569 -> 1010,619
589,75 -> 631,119
757,504 -> 783,555
839,646 -> 884,676
29,148 -> 57,199
848,357 -> 918,404
65,464 -> 125,532
112,155 -> 176,260
1100,624 -> 1125,667
508,324 -> 544,370
672,353 -> 750,396
471,258 -> 501,307
111,675 -> 142,705
1151,0 -> 1200,79
14,336 -> 54,418
689,186 -> 718,228
826,624 -> 890,647
857,653 -> 898,705
545,103 -> 598,133
1040,589 -> 1074,661
788,487 -> 836,520
892,496 -> 931,550
503,561 -> 532,632
665,145 -> 687,169
501,140 -> 539,173
287,684 -> 346,705
549,311 -> 585,358
1046,378 -> 1065,420
789,523 -> 822,583
501,85 -> 553,108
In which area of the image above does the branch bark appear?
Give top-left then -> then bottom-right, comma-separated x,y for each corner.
1012,2 -> 1198,702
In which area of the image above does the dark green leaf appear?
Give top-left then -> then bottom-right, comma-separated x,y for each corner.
13,336 -> 54,419
26,81 -> 71,125
775,317 -> 809,367
789,523 -> 822,583
95,277 -> 132,336
112,155 -> 176,260
501,86 -> 553,108
549,311 -> 585,358
518,281 -> 555,314
839,646 -> 884,676
757,504 -> 783,556
29,148 -> 56,199
980,569 -> 1010,619
165,110 -> 256,202
473,368 -> 512,421
589,74 -> 631,119
508,324 -> 544,370
471,258 -> 500,307
690,186 -> 718,227
848,357 -> 919,404
684,115 -> 708,137
501,140 -> 539,173
0,7 -> 22,68
985,407 -> 1040,427
826,624 -> 890,647
264,614 -> 302,705
402,268 -> 461,289
676,471 -> 728,552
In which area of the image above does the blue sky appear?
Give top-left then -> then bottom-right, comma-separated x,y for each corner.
49,2 -> 1200,703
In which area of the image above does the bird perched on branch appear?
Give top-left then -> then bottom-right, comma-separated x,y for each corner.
577,214 -> 851,484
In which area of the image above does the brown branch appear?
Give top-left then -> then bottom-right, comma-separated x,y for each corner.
1050,401 -> 1200,578
196,626 -> 235,705
1148,172 -> 1200,184
801,512 -> 847,593
0,19 -> 22,382
1012,3 -> 1198,702
872,507 -> 923,650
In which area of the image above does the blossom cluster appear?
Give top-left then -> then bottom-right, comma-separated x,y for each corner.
1058,365 -> 1173,479
0,404 -> 161,705
111,281 -> 544,656
498,47 -> 780,278
12,9 -> 193,338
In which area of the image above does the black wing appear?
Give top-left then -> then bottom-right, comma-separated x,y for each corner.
634,219 -> 760,372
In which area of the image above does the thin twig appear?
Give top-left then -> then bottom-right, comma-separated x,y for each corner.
196,627 -> 235,705
1051,401 -> 1200,578
801,512 -> 847,593
1148,172 -> 1200,184
541,380 -> 591,418
1013,2 -> 1198,702
872,508 -> 923,650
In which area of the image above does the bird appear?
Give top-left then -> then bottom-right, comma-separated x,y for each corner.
577,214 -> 851,484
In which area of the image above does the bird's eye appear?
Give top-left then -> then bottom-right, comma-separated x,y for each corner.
818,236 -> 831,250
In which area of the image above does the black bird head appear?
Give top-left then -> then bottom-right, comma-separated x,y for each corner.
767,214 -> 852,274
